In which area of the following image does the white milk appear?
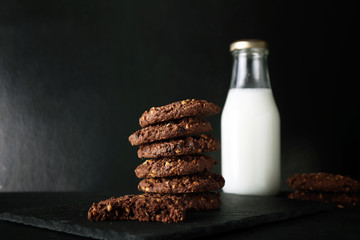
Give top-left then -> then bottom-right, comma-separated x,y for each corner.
221,88 -> 280,196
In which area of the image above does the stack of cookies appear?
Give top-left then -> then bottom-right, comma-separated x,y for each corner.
88,99 -> 225,223
131,99 -> 224,197
286,173 -> 360,208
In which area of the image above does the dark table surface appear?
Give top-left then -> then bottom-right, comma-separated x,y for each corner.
1,192 -> 359,240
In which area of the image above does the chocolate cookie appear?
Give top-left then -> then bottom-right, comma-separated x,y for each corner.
135,154 -> 218,178
88,194 -> 186,223
129,117 -> 212,146
180,192 -> 222,211
138,172 -> 225,194
139,99 -> 221,127
137,135 -> 220,159
147,192 -> 221,211
286,173 -> 360,193
88,192 -> 221,223
288,190 -> 360,208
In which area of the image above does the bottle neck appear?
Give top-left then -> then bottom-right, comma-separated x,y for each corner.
230,48 -> 271,89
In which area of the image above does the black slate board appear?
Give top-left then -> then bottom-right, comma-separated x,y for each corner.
0,193 -> 333,240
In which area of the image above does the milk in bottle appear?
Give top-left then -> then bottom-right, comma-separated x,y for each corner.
221,40 -> 280,196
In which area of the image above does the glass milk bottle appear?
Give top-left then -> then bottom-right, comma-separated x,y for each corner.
221,39 -> 280,196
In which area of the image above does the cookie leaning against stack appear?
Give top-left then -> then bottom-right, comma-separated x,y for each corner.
130,99 -> 224,205
286,172 -> 360,208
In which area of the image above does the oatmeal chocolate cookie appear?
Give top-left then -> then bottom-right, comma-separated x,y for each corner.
181,192 -> 222,211
137,135 -> 220,159
138,172 -> 225,194
288,190 -> 360,207
286,173 -> 360,193
139,99 -> 221,127
129,117 -> 212,146
88,194 -> 186,223
147,192 -> 221,211
135,154 -> 217,178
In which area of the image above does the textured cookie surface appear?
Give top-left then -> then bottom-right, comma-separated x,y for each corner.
138,172 -> 225,194
152,192 -> 222,211
288,190 -> 360,207
180,192 -> 222,210
88,194 -> 186,223
129,117 -> 212,146
137,135 -> 220,159
286,173 -> 360,192
135,154 -> 217,178
139,99 -> 221,127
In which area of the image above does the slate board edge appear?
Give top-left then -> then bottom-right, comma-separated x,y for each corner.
0,213 -> 125,240
0,206 -> 332,240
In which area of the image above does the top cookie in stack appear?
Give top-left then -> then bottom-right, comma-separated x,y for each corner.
129,99 -> 224,198
137,99 -> 221,128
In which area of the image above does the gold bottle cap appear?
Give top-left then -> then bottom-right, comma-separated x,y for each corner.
230,39 -> 267,51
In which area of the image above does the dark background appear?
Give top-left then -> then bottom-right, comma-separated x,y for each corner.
0,0 -> 359,193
